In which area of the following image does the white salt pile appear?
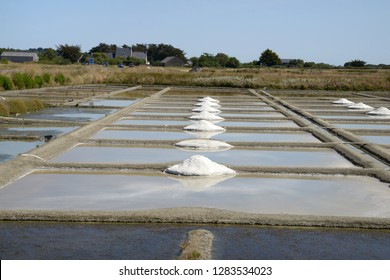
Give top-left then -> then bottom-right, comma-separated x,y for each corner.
192,105 -> 221,114
367,107 -> 390,115
165,155 -> 236,176
332,98 -> 355,105
195,101 -> 221,108
348,102 -> 374,110
198,96 -> 219,103
189,111 -> 225,121
175,139 -> 232,150
183,120 -> 225,131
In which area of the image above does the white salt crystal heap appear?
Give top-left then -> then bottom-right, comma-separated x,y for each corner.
184,120 -> 225,131
189,111 -> 225,122
347,102 -> 374,110
332,98 -> 355,105
165,155 -> 236,176
192,104 -> 221,114
198,96 -> 220,103
367,107 -> 390,115
195,101 -> 221,108
175,139 -> 232,151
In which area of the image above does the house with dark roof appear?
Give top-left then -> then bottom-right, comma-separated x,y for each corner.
114,47 -> 147,62
161,56 -> 185,67
0,51 -> 39,62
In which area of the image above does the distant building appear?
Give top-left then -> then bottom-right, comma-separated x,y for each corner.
93,47 -> 148,64
0,51 -> 39,62
115,47 -> 132,58
281,59 -> 294,65
161,56 -> 185,67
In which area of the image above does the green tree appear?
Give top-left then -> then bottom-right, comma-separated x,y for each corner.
147,44 -> 186,64
226,57 -> 240,68
56,44 -> 82,63
131,44 -> 147,52
344,59 -> 366,67
198,53 -> 220,67
89,43 -> 117,53
215,53 -> 229,67
259,49 -> 281,66
288,59 -> 304,68
39,48 -> 58,61
92,52 -> 109,64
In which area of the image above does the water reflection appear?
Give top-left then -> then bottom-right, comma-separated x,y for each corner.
166,174 -> 236,191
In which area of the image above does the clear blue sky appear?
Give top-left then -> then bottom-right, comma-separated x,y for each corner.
1,0 -> 389,65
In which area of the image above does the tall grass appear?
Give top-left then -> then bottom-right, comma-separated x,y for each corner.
0,98 -> 46,116
0,62 -> 389,91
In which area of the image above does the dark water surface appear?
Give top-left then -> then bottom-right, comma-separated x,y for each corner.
1,222 -> 389,260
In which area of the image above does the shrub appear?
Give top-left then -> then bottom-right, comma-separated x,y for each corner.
12,73 -> 25,89
21,73 -> 36,89
34,75 -> 44,87
42,73 -> 51,84
4,98 -> 45,115
0,59 -> 8,64
0,101 -> 10,116
8,98 -> 27,114
24,98 -> 45,111
54,73 -> 66,85
0,75 -> 13,90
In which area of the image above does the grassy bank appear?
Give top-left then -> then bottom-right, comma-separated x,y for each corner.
0,97 -> 46,116
1,63 -> 390,91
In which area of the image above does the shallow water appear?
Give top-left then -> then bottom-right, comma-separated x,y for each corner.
333,123 -> 390,130
1,222 -> 389,259
358,135 -> 390,145
92,129 -> 320,143
52,146 -> 354,167
0,140 -> 43,163
17,107 -> 116,122
0,173 -> 387,217
0,126 -> 78,137
80,99 -> 139,107
115,119 -> 191,126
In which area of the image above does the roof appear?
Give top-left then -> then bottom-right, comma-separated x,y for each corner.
115,47 -> 131,58
161,56 -> 176,63
1,51 -> 38,57
132,51 -> 147,60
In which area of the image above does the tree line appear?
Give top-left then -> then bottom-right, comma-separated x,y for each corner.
1,44 -> 389,69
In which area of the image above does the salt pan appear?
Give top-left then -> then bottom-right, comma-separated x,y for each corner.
183,120 -> 225,131
348,102 -> 374,110
175,139 -> 232,150
184,130 -> 224,139
192,105 -> 221,114
168,174 -> 235,190
165,155 -> 236,176
332,98 -> 355,105
367,107 -> 390,115
189,111 -> 225,121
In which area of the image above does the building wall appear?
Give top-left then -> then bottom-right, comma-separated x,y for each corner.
1,55 -> 38,63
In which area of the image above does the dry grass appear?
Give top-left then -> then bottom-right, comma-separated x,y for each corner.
1,62 -> 389,91
0,98 -> 46,116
